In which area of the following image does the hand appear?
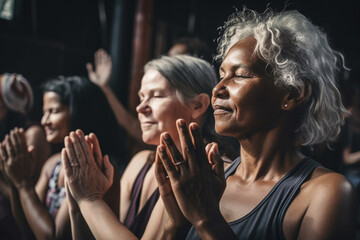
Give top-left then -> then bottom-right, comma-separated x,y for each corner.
158,119 -> 226,226
155,146 -> 189,230
62,130 -> 114,205
0,128 -> 36,189
86,49 -> 112,89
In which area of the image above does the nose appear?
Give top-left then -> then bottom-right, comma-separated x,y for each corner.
212,79 -> 229,99
41,112 -> 50,126
136,100 -> 151,114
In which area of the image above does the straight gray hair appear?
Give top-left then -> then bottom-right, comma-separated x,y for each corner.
144,55 -> 238,155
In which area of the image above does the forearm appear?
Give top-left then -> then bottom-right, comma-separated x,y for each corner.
9,185 -> 35,240
69,209 -> 95,240
18,185 -> 55,240
79,198 -> 138,240
101,85 -> 142,141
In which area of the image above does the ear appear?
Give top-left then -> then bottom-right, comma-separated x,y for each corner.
190,93 -> 210,120
282,81 -> 311,111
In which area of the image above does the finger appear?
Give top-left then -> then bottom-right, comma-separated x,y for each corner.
0,143 -> 6,163
5,135 -> 15,162
155,146 -> 169,186
11,128 -> 23,154
95,49 -> 101,66
161,132 -> 184,167
158,144 -> 179,180
18,128 -> 28,153
76,130 -> 94,166
62,148 -> 73,177
0,145 -> 4,172
189,122 -> 208,167
103,155 -> 113,185
70,132 -> 86,166
86,63 -> 94,74
208,143 -> 224,179
205,142 -> 215,156
176,119 -> 196,165
8,131 -> 18,158
98,49 -> 105,62
89,133 -> 103,169
85,135 -> 92,152
64,136 -> 78,167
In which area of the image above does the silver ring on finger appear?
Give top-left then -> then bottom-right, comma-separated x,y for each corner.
174,161 -> 186,166
70,162 -> 80,167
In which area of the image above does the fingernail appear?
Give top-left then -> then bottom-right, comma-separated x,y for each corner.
163,133 -> 170,140
158,145 -> 165,152
178,119 -> 186,127
214,143 -> 220,155
190,123 -> 199,131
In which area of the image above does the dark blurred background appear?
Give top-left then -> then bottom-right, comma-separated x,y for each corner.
0,0 -> 359,136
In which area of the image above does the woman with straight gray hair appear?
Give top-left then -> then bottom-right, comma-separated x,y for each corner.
62,55 -> 237,239
155,7 -> 357,240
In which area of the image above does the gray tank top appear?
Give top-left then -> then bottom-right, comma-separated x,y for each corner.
186,157 -> 320,240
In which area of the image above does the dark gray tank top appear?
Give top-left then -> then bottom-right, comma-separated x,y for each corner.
186,157 -> 320,240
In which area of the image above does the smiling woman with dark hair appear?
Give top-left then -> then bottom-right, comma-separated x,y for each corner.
0,75 -> 121,240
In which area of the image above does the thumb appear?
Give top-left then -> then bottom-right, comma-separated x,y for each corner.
103,155 -> 114,185
27,145 -> 35,153
208,143 -> 224,178
86,63 -> 94,74
27,145 -> 35,160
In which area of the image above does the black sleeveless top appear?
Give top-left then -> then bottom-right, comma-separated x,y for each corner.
124,160 -> 160,238
186,156 -> 320,240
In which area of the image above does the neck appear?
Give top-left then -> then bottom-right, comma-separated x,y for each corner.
237,125 -> 303,182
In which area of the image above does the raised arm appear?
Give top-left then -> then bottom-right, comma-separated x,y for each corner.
87,49 -> 142,141
63,130 -> 137,240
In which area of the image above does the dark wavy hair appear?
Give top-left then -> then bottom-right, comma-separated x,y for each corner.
42,76 -> 121,157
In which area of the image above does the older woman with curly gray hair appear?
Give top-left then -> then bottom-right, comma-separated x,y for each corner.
155,7 -> 357,240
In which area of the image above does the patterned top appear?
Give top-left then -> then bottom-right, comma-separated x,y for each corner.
45,159 -> 66,218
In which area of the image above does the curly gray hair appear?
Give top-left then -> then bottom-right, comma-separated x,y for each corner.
216,8 -> 347,146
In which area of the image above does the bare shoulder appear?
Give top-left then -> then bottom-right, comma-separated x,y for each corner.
25,125 -> 44,136
121,150 -> 153,183
294,166 -> 357,240
306,166 -> 354,198
41,153 -> 62,178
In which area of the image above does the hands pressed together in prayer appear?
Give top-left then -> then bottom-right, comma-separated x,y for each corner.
61,119 -> 231,239
155,119 -> 233,239
62,130 -> 114,208
0,128 -> 36,190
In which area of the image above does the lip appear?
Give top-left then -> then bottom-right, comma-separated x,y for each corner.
44,127 -> 56,135
212,104 -> 232,115
141,121 -> 157,127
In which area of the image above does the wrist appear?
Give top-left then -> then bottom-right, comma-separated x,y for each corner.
162,221 -> 191,240
78,195 -> 103,210
100,84 -> 111,92
192,212 -> 235,240
192,209 -> 223,233
15,179 -> 33,190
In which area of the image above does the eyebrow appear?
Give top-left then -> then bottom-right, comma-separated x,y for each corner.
138,88 -> 165,95
220,63 -> 251,72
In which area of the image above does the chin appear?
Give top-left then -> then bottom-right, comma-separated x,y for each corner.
142,134 -> 160,146
46,135 -> 63,144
